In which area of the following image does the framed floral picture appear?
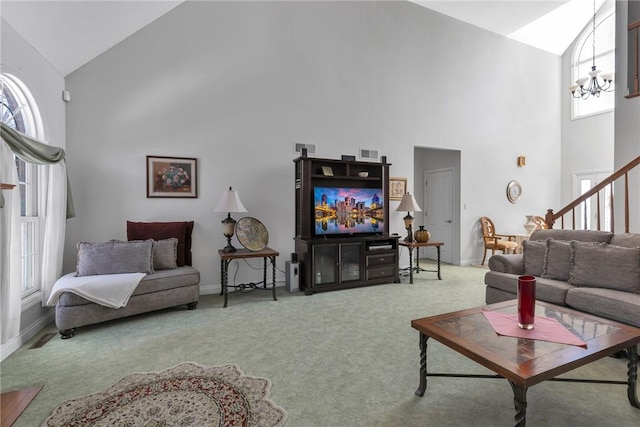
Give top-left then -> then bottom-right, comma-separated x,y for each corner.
389,177 -> 407,201
147,156 -> 197,198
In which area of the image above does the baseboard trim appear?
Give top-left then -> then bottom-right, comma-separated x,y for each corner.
1,311 -> 55,362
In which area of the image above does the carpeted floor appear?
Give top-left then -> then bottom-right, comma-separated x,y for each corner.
2,261 -> 639,426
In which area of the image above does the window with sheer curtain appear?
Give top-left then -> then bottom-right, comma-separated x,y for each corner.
571,7 -> 616,119
1,73 -> 45,303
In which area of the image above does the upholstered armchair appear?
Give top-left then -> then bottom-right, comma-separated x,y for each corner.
480,216 -> 518,265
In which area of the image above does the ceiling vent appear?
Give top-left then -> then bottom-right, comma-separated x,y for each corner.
293,142 -> 317,155
359,148 -> 379,161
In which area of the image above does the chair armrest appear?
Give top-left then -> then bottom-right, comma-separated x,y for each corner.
487,254 -> 524,274
495,233 -> 517,241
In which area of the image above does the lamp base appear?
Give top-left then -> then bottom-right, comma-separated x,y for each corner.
222,235 -> 237,252
404,225 -> 414,243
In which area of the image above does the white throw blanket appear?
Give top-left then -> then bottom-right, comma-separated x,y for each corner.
47,272 -> 146,309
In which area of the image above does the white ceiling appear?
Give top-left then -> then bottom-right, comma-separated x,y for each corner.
0,0 -> 601,77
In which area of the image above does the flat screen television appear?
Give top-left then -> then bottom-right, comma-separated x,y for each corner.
313,186 -> 385,235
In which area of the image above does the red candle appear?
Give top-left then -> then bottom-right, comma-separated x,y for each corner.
517,275 -> 536,329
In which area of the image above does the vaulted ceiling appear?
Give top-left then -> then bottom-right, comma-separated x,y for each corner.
1,0 -> 602,77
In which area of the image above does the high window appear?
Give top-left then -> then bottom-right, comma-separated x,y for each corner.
571,6 -> 616,119
1,74 -> 45,302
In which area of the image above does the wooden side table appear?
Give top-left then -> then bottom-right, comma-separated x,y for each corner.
219,247 -> 279,307
398,241 -> 444,284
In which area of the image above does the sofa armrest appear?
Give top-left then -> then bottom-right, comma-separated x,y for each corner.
487,254 -> 524,275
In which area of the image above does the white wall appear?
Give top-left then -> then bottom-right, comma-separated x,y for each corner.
560,1 -> 615,213
614,1 -> 640,232
0,19 -> 66,355
63,1 -> 562,289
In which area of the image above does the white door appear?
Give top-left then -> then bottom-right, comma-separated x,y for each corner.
572,170 -> 612,231
423,168 -> 453,263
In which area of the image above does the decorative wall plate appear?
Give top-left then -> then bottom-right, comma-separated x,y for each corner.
235,217 -> 269,251
507,180 -> 522,204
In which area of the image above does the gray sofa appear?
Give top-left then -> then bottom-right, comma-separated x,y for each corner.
56,267 -> 200,338
55,221 -> 200,338
485,229 -> 640,328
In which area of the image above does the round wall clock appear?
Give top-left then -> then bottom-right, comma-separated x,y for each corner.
507,180 -> 522,204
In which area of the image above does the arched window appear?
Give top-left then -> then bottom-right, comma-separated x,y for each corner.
1,73 -> 45,299
571,6 -> 616,119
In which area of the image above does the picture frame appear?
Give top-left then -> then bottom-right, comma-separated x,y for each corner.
322,166 -> 334,176
389,177 -> 407,201
146,155 -> 198,198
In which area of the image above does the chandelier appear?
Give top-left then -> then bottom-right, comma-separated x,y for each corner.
569,0 -> 614,99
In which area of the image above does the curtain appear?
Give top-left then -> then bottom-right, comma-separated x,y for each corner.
0,141 -> 22,344
0,122 -> 75,315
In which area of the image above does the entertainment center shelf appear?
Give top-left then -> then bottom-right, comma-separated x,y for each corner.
294,156 -> 399,294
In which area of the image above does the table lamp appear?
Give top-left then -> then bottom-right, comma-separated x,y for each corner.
396,192 -> 422,242
214,186 -> 247,252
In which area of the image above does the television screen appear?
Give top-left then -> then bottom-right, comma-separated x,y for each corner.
314,187 -> 385,235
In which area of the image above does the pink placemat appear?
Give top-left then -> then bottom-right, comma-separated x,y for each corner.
482,309 -> 587,348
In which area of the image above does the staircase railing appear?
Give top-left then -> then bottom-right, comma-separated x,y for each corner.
544,156 -> 640,232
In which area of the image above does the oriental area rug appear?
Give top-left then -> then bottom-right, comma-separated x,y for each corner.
42,362 -> 288,426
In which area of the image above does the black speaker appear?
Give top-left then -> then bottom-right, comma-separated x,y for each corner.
291,252 -> 298,262
301,148 -> 308,157
381,155 -> 387,164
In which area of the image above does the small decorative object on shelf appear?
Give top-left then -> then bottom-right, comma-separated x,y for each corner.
414,226 -> 431,243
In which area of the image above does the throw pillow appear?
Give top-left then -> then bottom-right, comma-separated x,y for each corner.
569,241 -> 640,293
541,239 -> 572,281
126,221 -> 194,266
153,238 -> 178,270
522,240 -> 546,277
76,240 -> 154,277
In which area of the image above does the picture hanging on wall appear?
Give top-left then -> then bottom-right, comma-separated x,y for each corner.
389,177 -> 407,201
147,155 -> 198,198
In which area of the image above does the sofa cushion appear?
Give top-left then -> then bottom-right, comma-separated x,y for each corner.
127,221 -> 194,266
153,238 -> 178,270
566,287 -> 640,328
522,240 -> 546,277
76,240 -> 154,277
609,233 -> 640,248
569,241 -> 640,293
530,229 -> 613,244
58,266 -> 200,306
484,271 -> 572,306
542,239 -> 572,281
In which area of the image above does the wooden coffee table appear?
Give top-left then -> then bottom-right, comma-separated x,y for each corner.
411,300 -> 640,427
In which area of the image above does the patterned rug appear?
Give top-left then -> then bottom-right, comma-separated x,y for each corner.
42,362 -> 288,426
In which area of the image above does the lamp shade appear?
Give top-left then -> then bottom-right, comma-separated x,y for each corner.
396,193 -> 422,213
214,187 -> 248,213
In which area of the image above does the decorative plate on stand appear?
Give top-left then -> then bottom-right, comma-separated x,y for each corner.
235,217 -> 269,251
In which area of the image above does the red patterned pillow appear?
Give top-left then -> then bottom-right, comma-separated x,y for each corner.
126,221 -> 194,266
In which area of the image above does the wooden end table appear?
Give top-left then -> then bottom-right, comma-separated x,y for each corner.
218,247 -> 279,308
398,240 -> 444,283
411,300 -> 640,426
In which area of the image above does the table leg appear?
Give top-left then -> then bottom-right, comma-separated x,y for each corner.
415,247 -> 420,273
627,344 -> 640,408
219,259 -> 224,296
263,257 -> 267,289
509,381 -> 528,427
271,256 -> 278,301
222,260 -> 229,308
415,332 -> 429,396
408,247 -> 414,284
437,245 -> 442,280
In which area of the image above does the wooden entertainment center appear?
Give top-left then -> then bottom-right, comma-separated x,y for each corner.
294,156 -> 399,294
